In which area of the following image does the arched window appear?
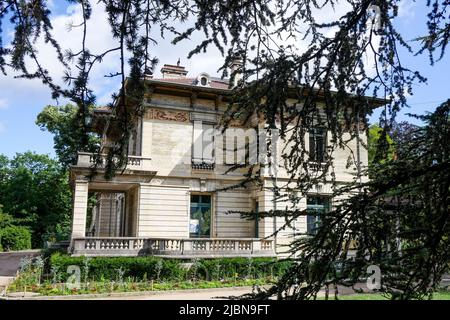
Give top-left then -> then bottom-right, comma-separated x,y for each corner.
197,73 -> 210,87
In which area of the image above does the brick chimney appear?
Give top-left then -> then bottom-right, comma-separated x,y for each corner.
160,60 -> 188,79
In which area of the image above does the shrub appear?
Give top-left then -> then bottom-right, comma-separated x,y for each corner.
49,254 -> 293,283
50,253 -> 186,282
0,226 -> 32,251
199,257 -> 292,280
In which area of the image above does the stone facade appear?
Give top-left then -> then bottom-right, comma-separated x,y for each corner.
68,63 -> 378,257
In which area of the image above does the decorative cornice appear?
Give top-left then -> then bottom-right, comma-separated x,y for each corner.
143,87 -> 154,104
145,108 -> 189,122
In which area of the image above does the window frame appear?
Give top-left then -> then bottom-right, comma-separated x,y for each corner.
306,195 -> 331,235
189,193 -> 213,238
192,122 -> 215,164
309,128 -> 327,163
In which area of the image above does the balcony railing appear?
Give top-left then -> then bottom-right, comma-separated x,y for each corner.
70,237 -> 276,258
76,152 -> 151,171
307,161 -> 328,172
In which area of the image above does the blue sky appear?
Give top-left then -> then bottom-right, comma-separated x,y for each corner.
0,0 -> 448,159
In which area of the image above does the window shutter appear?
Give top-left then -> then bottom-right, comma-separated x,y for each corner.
192,121 -> 215,163
202,124 -> 214,162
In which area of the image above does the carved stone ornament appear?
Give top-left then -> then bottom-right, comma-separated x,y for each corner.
145,108 -> 189,122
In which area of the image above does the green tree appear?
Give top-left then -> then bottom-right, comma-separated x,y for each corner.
0,152 -> 72,247
250,101 -> 450,300
0,225 -> 32,251
0,205 -> 13,230
36,104 -> 100,168
2,0 -> 450,300
367,124 -> 395,166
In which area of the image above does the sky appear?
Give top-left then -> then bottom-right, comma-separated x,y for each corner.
0,0 -> 449,159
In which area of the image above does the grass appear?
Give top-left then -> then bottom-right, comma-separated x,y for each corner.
322,292 -> 450,300
7,277 -> 272,296
7,254 -> 286,296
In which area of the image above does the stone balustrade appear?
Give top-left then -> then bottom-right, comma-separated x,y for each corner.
70,237 -> 276,258
76,152 -> 151,171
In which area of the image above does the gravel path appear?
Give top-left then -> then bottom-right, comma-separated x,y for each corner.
0,250 -> 41,276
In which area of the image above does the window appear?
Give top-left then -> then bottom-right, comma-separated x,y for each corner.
190,195 -> 212,238
309,128 -> 326,163
253,199 -> 259,238
197,73 -> 210,87
306,196 -> 330,235
192,121 -> 215,165
127,120 -> 141,156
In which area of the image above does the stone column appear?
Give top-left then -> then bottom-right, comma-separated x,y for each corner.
71,180 -> 89,238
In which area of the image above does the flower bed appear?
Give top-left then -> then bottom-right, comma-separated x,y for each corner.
6,252 -> 292,296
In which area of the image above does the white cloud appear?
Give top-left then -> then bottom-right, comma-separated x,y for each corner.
0,99 -> 8,110
0,2 -> 121,100
0,121 -> 6,134
0,2 -> 223,103
0,1 -> 384,106
398,0 -> 416,20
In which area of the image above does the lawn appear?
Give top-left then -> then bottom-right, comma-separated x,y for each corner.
332,292 -> 450,300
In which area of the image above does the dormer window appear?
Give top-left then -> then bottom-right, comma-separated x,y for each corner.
197,73 -> 210,87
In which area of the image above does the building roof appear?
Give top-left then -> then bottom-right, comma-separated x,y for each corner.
94,105 -> 113,113
150,77 -> 230,90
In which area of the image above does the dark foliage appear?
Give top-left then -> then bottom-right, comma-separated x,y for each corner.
49,253 -> 289,282
1,0 -> 449,299
36,104 -> 100,168
0,152 -> 72,247
246,100 -> 450,300
0,225 -> 32,251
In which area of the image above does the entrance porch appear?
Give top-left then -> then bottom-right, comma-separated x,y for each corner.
69,154 -> 276,258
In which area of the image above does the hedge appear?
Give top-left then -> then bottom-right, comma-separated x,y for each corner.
0,226 -> 32,251
198,257 -> 292,280
49,253 -> 292,282
50,253 -> 185,281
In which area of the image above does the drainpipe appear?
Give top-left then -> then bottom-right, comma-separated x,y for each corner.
254,200 -> 259,238
273,177 -> 278,252
356,108 -> 362,187
271,129 -> 279,252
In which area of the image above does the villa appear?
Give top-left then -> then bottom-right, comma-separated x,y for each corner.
68,61 -> 384,258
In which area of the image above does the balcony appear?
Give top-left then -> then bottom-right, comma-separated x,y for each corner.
191,159 -> 215,170
75,152 -> 152,171
307,161 -> 328,172
70,237 -> 276,258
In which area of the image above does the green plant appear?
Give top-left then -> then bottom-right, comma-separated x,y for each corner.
9,254 -> 290,296
0,152 -> 72,248
11,256 -> 46,292
49,253 -> 186,282
48,254 -> 293,284
0,225 -> 32,251
8,277 -> 272,296
0,205 -> 14,229
199,258 -> 292,280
